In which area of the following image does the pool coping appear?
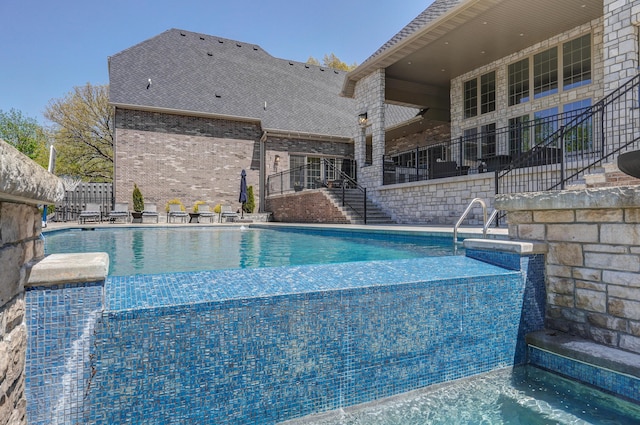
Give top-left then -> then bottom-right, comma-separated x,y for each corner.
26,252 -> 109,287
526,329 -> 640,379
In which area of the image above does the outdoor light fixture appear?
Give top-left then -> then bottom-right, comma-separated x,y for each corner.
274,155 -> 280,172
358,112 -> 368,127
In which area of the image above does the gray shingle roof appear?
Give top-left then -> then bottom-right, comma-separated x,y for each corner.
109,29 -> 356,138
365,0 -> 463,64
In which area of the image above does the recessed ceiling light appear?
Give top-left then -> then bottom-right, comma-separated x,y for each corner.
444,41 -> 449,45
519,33 -> 524,37
408,61 -> 412,65
441,69 -> 446,72
481,51 -> 485,54
482,21 -> 488,25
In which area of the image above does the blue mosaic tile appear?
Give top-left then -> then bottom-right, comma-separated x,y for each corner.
86,258 -> 535,424
26,248 -> 553,424
528,346 -> 640,404
25,281 -> 104,425
105,256 -> 515,311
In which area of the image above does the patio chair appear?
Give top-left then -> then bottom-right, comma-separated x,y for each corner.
198,204 -> 215,223
142,204 -> 159,223
78,203 -> 101,224
167,203 -> 188,223
219,205 -> 239,223
108,202 -> 129,223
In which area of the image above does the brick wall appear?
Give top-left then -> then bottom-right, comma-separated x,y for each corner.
115,108 -> 262,211
266,191 -> 348,223
385,123 -> 451,156
497,186 -> 640,355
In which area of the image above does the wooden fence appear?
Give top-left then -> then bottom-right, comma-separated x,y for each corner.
52,183 -> 113,222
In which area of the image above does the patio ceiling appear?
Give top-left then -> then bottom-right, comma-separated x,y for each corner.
344,0 -> 603,116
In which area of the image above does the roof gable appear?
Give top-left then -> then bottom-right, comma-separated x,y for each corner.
109,29 -> 355,138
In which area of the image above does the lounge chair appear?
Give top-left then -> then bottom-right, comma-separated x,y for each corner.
142,204 -> 159,223
198,204 -> 215,223
219,205 -> 239,223
78,203 -> 101,224
108,202 -> 129,223
167,204 -> 188,223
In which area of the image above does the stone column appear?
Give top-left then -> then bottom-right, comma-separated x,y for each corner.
353,69 -> 386,189
0,141 -> 64,424
602,0 -> 640,153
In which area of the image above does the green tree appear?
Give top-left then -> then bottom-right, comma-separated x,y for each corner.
307,53 -> 357,71
0,108 -> 49,166
45,83 -> 114,181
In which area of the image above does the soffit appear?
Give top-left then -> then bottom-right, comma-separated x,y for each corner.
344,0 -> 603,105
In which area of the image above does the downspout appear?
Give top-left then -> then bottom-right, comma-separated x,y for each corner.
259,130 -> 268,213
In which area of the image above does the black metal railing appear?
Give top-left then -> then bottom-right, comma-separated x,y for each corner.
498,73 -> 640,194
382,73 -> 640,194
322,159 -> 367,224
266,159 -> 368,223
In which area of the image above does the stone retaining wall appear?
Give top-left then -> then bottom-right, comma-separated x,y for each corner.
496,186 -> 640,355
0,141 -> 64,425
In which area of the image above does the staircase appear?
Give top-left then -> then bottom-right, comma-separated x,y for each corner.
567,161 -> 640,189
325,188 -> 395,225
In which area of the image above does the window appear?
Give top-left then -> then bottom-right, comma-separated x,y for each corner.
480,72 -> 496,114
481,123 -> 496,157
508,58 -> 529,105
463,128 -> 479,161
563,99 -> 592,153
533,107 -> 559,146
563,34 -> 591,90
464,71 -> 495,118
508,115 -> 531,155
464,79 -> 477,118
534,47 -> 558,99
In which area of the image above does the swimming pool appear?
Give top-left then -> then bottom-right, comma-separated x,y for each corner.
29,225 -> 637,424
286,365 -> 640,424
43,225 -> 459,275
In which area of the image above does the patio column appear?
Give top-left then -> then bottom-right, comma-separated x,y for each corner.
353,68 -> 386,189
602,0 -> 640,154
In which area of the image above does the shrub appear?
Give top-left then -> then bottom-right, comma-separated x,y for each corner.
165,198 -> 185,212
243,186 -> 255,214
193,200 -> 206,213
132,184 -> 144,212
213,204 -> 222,214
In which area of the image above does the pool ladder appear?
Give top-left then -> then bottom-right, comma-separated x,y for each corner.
453,198 -> 500,245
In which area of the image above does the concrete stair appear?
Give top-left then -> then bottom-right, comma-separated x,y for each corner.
325,188 -> 395,225
567,162 -> 640,189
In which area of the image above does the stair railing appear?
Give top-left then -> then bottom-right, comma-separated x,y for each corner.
497,73 -> 640,196
321,159 -> 368,224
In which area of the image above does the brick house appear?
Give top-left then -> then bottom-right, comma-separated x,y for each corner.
344,0 -> 640,224
109,29 -> 363,213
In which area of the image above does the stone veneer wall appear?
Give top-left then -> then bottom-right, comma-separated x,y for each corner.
376,173 -> 495,225
266,191 -> 348,223
496,186 -> 640,355
450,17 -> 604,150
0,141 -> 64,425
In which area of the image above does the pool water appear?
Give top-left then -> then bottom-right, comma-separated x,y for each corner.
44,226 -> 458,276
291,365 -> 640,425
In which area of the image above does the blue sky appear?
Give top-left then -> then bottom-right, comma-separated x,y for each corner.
0,0 -> 433,124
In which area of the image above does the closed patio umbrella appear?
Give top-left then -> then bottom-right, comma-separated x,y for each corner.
239,169 -> 247,218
